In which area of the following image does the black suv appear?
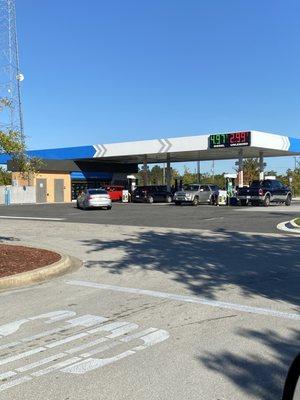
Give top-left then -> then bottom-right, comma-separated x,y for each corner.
132,186 -> 173,203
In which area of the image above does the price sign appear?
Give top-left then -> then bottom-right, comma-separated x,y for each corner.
209,132 -> 251,148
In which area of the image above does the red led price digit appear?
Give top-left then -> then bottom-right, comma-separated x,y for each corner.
235,133 -> 241,142
240,132 -> 246,142
229,134 -> 235,144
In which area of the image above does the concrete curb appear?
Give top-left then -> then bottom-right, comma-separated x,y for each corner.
0,252 -> 81,291
277,218 -> 300,234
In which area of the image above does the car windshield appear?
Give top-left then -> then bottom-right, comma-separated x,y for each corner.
249,180 -> 263,188
183,185 -> 200,191
250,180 -> 274,188
88,189 -> 107,195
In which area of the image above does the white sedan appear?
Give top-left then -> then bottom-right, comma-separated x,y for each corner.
76,188 -> 112,210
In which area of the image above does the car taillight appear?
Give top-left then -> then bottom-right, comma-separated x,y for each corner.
258,188 -> 264,196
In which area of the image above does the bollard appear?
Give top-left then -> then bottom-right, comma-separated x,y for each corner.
4,187 -> 11,205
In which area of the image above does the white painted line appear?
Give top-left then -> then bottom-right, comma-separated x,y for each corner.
66,337 -> 108,354
0,371 -> 17,380
0,347 -> 45,366
0,376 -> 32,392
120,327 -> 157,343
0,216 -> 65,221
16,352 -> 66,373
0,319 -> 28,337
132,330 -> 170,351
0,327 -> 67,353
21,326 -> 66,342
31,357 -> 81,377
67,315 -> 108,327
0,315 -> 109,354
106,323 -> 139,339
45,332 -> 88,348
88,321 -> 129,334
0,311 -> 75,338
0,341 -> 21,351
33,310 -> 76,323
66,280 -> 300,321
81,340 -> 120,358
62,351 -> 136,374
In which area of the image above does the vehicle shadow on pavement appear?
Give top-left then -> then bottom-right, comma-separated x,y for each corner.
199,327 -> 300,400
81,228 -> 300,306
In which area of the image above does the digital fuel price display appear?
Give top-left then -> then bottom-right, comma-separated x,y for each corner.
209,131 -> 251,148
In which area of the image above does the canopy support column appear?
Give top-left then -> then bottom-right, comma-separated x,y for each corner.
259,151 -> 265,180
166,153 -> 171,191
238,150 -> 244,188
143,155 -> 148,185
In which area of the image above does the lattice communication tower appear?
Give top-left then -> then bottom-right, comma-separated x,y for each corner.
0,0 -> 24,136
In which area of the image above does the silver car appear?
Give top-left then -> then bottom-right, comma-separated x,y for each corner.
174,184 -> 219,206
76,188 -> 112,210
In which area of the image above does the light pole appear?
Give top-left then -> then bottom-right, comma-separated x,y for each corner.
211,160 -> 215,182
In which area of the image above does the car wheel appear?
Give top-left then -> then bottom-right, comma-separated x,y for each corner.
192,196 -> 199,206
106,206 -> 112,210
285,194 -> 292,206
263,195 -> 270,207
148,196 -> 154,204
166,195 -> 172,203
240,199 -> 247,206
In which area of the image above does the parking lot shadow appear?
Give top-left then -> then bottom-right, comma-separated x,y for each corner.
199,327 -> 300,400
81,228 -> 300,307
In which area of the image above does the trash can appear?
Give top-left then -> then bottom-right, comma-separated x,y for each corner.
229,197 -> 238,206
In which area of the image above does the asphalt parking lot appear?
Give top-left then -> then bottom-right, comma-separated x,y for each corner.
0,200 -> 300,233
0,217 -> 299,400
0,201 -> 299,399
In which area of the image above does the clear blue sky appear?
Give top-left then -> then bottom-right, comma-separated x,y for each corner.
16,0 -> 300,174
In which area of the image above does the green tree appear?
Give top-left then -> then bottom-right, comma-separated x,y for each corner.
136,165 -> 180,186
182,166 -> 195,184
0,167 -> 11,185
150,165 -> 163,185
0,98 -> 42,184
286,167 -> 300,196
235,158 -> 260,185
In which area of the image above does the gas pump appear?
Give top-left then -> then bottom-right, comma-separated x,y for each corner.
174,178 -> 183,192
224,173 -> 237,205
126,175 -> 137,202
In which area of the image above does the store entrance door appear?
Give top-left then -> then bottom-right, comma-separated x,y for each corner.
36,179 -> 47,203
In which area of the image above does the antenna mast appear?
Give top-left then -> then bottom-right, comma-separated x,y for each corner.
0,0 -> 24,136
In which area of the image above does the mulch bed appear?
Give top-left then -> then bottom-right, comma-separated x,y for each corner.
0,244 -> 61,278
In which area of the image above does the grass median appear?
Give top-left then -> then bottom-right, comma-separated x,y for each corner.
294,217 -> 300,226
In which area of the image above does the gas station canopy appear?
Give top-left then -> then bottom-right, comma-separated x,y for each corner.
1,130 -> 300,165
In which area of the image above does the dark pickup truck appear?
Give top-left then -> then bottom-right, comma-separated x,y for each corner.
237,179 -> 292,207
